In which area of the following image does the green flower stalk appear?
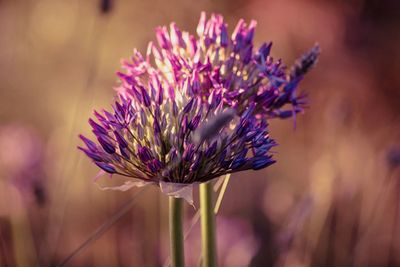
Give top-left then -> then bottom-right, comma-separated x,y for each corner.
169,197 -> 185,267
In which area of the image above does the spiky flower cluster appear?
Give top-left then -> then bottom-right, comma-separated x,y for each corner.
116,12 -> 319,120
79,13 -> 318,195
80,96 -> 275,184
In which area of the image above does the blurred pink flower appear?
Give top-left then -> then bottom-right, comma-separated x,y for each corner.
0,124 -> 46,205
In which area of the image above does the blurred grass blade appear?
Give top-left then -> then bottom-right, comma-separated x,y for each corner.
214,174 -> 231,214
57,188 -> 145,267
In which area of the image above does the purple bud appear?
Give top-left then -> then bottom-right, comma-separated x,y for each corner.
277,110 -> 295,119
103,110 -> 115,122
244,21 -> 256,44
168,85 -> 175,101
115,101 -> 125,118
218,149 -> 227,164
161,115 -> 167,129
172,102 -> 179,117
153,158 -> 163,169
205,141 -> 217,157
208,90 -> 222,109
188,114 -> 201,131
183,144 -> 195,162
222,159 -> 233,169
98,136 -> 115,154
130,86 -> 143,103
260,42 -> 272,58
140,87 -> 151,107
253,140 -> 275,156
235,118 -> 250,137
154,121 -> 161,134
183,98 -> 195,114
120,145 -> 130,159
79,134 -> 98,152
137,125 -> 144,139
242,45 -> 253,64
114,130 -> 128,148
148,158 -> 163,172
137,146 -> 153,162
78,147 -> 103,161
290,44 -> 320,80
233,33 -> 244,53
156,27 -> 171,50
89,119 -> 107,135
140,109 -> 147,125
273,94 -> 290,109
197,12 -> 206,36
95,162 -> 116,173
220,23 -> 229,47
225,57 -> 235,72
181,115 -> 188,135
190,152 -> 203,171
170,23 -> 185,48
252,131 -> 270,147
231,157 -> 246,170
241,105 -> 255,120
157,84 -> 164,105
167,147 -> 178,163
94,111 -> 111,130
154,105 -> 161,119
252,156 -> 275,170
245,131 -> 258,142
192,71 -> 201,94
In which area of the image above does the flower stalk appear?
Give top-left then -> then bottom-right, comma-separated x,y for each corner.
169,196 -> 185,267
200,182 -> 217,267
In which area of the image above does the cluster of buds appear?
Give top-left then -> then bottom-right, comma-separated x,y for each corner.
79,13 -> 319,200
136,12 -> 319,119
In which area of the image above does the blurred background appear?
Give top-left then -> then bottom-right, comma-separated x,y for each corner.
0,0 -> 399,266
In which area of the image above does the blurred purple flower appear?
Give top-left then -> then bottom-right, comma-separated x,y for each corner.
0,124 -> 47,205
387,145 -> 400,170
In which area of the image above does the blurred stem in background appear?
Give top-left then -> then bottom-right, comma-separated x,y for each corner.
169,197 -> 185,267
200,182 -> 217,267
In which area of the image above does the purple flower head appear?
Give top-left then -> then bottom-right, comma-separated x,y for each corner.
80,92 -> 276,187
79,12 -> 317,202
138,12 -> 319,120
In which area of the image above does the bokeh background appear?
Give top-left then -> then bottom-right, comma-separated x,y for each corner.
0,0 -> 400,266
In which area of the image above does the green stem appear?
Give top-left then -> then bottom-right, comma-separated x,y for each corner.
169,197 -> 185,267
200,182 -> 217,267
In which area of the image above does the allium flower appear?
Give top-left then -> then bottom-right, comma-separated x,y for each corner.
79,13 -> 318,203
116,12 -> 319,120
79,97 -> 275,202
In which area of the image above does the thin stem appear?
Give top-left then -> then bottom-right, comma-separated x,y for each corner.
200,182 -> 217,267
214,174 -> 231,214
169,197 -> 185,267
